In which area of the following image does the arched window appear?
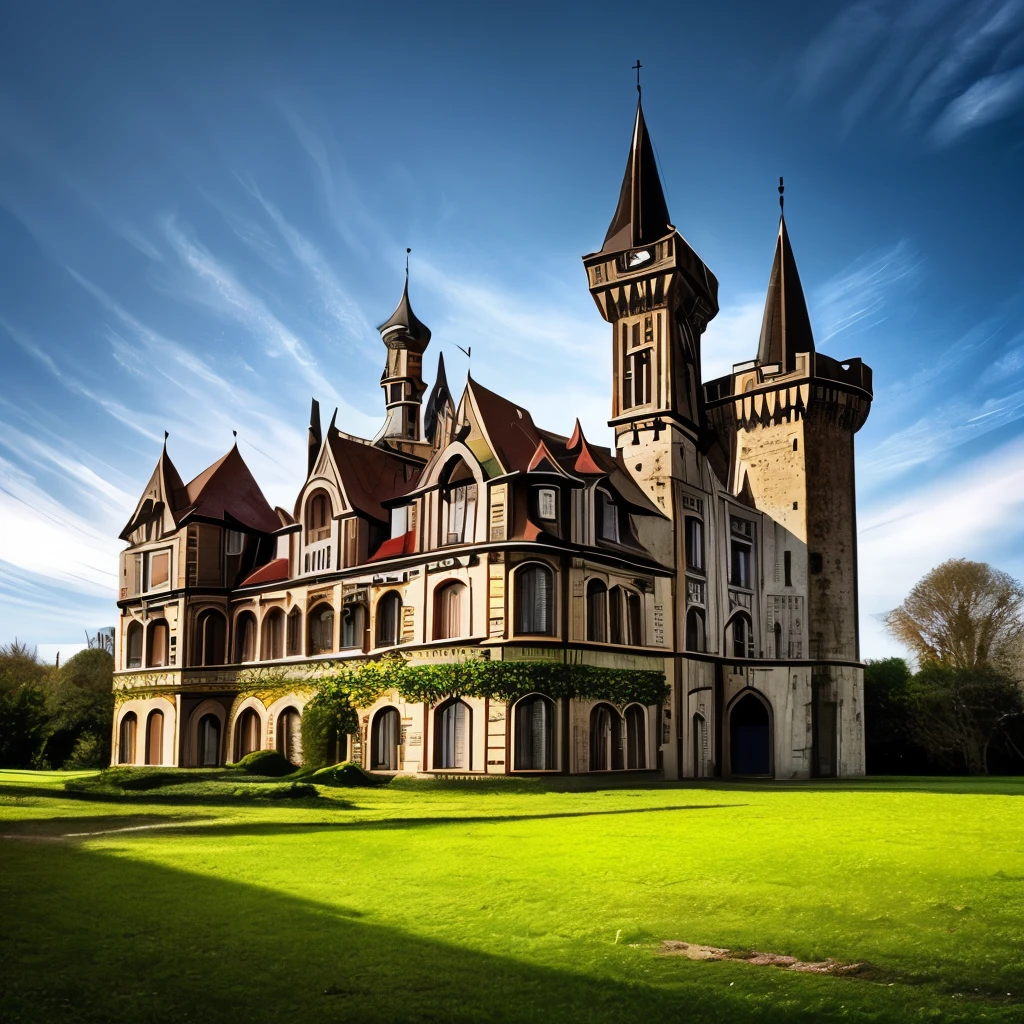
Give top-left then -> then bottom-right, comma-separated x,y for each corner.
513,695 -> 557,770
727,612 -> 754,659
125,621 -> 143,669
118,711 -> 137,764
306,490 -> 333,542
693,714 -> 709,778
277,707 -> 302,764
235,708 -> 261,760
609,587 -> 642,646
341,602 -> 366,649
586,580 -> 608,642
685,608 -> 706,653
730,693 -> 771,776
197,714 -> 221,767
376,591 -> 402,647
624,705 -> 647,770
146,619 -> 169,668
589,703 -> 623,771
433,582 -> 465,640
261,609 -> 285,661
514,563 -> 553,636
286,608 -> 302,656
145,709 -> 164,765
371,707 -> 400,770
434,699 -> 471,769
308,603 -> 335,655
235,612 -> 257,663
442,460 -> 477,545
194,610 -> 226,666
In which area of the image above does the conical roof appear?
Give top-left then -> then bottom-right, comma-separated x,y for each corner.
757,215 -> 815,372
601,100 -> 673,254
422,352 -> 452,443
377,279 -> 431,345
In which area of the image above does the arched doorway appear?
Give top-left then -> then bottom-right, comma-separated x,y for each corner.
371,707 -> 400,770
197,714 -> 221,767
589,703 -> 623,771
235,708 -> 261,760
277,708 -> 302,764
624,705 -> 646,769
730,693 -> 772,776
434,698 -> 471,769
145,709 -> 164,765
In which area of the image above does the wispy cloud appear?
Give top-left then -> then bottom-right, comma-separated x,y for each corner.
796,0 -> 1024,146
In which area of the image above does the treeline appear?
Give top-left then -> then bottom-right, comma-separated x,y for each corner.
865,559 -> 1024,776
0,640 -> 113,769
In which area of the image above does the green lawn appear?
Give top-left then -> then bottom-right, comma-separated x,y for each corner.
1,771 -> 1023,1023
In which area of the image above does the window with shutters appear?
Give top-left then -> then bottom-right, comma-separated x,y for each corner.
620,317 -> 655,411
514,563 -> 554,636
434,698 -> 471,769
489,484 -> 507,541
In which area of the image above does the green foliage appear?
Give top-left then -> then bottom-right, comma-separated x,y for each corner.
42,649 -> 114,769
63,766 -> 319,801
231,749 -> 297,776
0,640 -> 52,768
310,761 -> 377,787
63,734 -> 107,770
304,655 -> 667,759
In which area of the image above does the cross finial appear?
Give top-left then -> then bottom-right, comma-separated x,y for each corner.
778,176 -> 785,213
633,60 -> 642,96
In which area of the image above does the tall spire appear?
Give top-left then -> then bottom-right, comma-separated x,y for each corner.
601,98 -> 672,254
307,398 -> 322,477
422,352 -> 452,445
756,211 -> 815,372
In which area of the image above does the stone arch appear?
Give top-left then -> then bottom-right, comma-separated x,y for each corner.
727,689 -> 774,777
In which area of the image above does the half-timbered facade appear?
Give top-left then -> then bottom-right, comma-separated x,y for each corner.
112,97 -> 872,779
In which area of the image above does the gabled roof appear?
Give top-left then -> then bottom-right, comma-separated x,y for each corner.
118,443 -> 188,540
757,215 -> 815,373
466,377 -> 545,475
601,99 -> 673,255
377,278 -> 431,346
179,445 -> 281,534
327,431 -> 420,523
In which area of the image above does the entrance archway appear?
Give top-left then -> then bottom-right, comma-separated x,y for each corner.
729,692 -> 772,776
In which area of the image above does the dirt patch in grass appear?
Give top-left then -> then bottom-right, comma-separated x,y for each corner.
660,941 -> 864,975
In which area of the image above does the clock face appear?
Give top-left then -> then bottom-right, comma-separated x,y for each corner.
628,249 -> 652,268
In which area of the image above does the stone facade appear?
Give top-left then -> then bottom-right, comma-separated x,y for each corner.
111,98 -> 872,780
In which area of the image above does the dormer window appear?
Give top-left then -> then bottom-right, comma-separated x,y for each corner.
537,487 -> 557,522
597,490 -> 620,543
226,530 -> 244,556
306,491 -> 332,543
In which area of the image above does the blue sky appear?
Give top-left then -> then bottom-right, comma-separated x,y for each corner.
1,0 -> 1024,660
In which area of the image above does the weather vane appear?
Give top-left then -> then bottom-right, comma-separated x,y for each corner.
778,176 -> 785,213
633,59 -> 642,96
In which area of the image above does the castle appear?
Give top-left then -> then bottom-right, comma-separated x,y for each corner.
111,96 -> 872,779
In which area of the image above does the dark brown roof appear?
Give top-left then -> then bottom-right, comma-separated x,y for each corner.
118,444 -> 188,540
180,445 -> 281,534
327,432 -> 420,523
757,215 -> 815,372
378,278 -> 431,346
467,377 -> 545,474
601,99 -> 672,255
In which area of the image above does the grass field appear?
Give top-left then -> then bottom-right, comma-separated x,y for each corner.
2,770 -> 1023,1023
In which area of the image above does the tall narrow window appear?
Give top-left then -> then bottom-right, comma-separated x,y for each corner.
118,712 -> 137,764
235,708 -> 261,760
589,704 -> 623,771
341,603 -> 366,649
147,620 -> 169,668
125,621 -> 143,669
445,483 -> 478,544
597,490 -> 620,543
308,604 -> 335,655
261,609 -> 285,660
306,492 -> 332,543
195,610 -> 226,666
434,699 -> 471,769
371,707 -> 400,770
514,564 -> 553,636
513,695 -> 556,770
624,705 -> 646,770
277,708 -> 302,764
433,582 -> 465,640
235,612 -> 257,663
343,519 -> 359,567
586,580 -> 608,642
729,613 -> 754,659
197,714 -> 221,767
685,517 -> 705,573
376,592 -> 402,647
685,607 -> 706,653
784,550 -> 792,587
626,591 -> 642,646
145,709 -> 164,765
730,540 -> 751,589
286,609 -> 302,656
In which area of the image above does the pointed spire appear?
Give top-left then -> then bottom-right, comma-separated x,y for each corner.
422,352 -> 451,445
756,211 -> 815,373
307,398 -> 322,477
601,99 -> 672,254
377,256 -> 431,345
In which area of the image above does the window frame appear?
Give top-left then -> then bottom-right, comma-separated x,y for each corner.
513,562 -> 555,637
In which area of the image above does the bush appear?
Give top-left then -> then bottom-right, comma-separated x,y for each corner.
63,734 -> 107,769
311,761 -> 377,787
230,749 -> 297,776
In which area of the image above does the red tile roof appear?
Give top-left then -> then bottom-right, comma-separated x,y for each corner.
368,530 -> 416,562
239,557 -> 290,587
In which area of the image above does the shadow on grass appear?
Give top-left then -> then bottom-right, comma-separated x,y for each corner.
2,839 -> 1002,1024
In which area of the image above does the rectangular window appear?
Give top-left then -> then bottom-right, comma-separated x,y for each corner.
598,492 -> 620,543
147,550 -> 169,590
784,550 -> 792,587
389,382 -> 403,403
685,517 -> 704,573
644,315 -> 653,344
730,540 -> 751,589
391,505 -> 408,539
631,321 -> 640,348
538,488 -> 557,521
344,519 -> 359,567
623,349 -> 652,408
446,484 -> 477,544
226,530 -> 244,556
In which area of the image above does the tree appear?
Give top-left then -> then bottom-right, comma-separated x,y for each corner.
906,664 -> 1024,775
42,648 -> 114,768
0,640 -> 52,767
884,559 -> 1024,673
863,658 -> 924,774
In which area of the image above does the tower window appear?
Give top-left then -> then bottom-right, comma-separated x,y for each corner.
685,517 -> 705,574
644,316 -> 653,344
730,539 -> 752,589
389,383 -> 404,403
784,550 -> 792,587
623,348 -> 652,409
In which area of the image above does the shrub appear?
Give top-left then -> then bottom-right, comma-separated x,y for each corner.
311,761 -> 377,787
63,734 -> 107,769
230,749 -> 297,776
